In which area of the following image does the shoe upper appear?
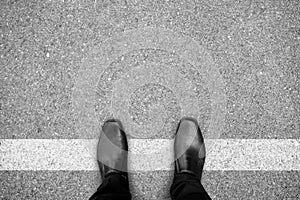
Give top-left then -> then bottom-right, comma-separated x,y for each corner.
97,119 -> 128,180
174,117 -> 206,179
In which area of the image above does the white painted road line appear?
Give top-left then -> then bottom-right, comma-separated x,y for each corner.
0,139 -> 299,171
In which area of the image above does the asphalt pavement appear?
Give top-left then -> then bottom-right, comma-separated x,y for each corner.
0,0 -> 299,199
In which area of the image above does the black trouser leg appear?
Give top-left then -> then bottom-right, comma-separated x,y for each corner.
170,172 -> 211,200
89,173 -> 132,200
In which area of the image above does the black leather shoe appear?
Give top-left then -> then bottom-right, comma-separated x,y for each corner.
174,117 -> 206,179
97,119 -> 128,180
